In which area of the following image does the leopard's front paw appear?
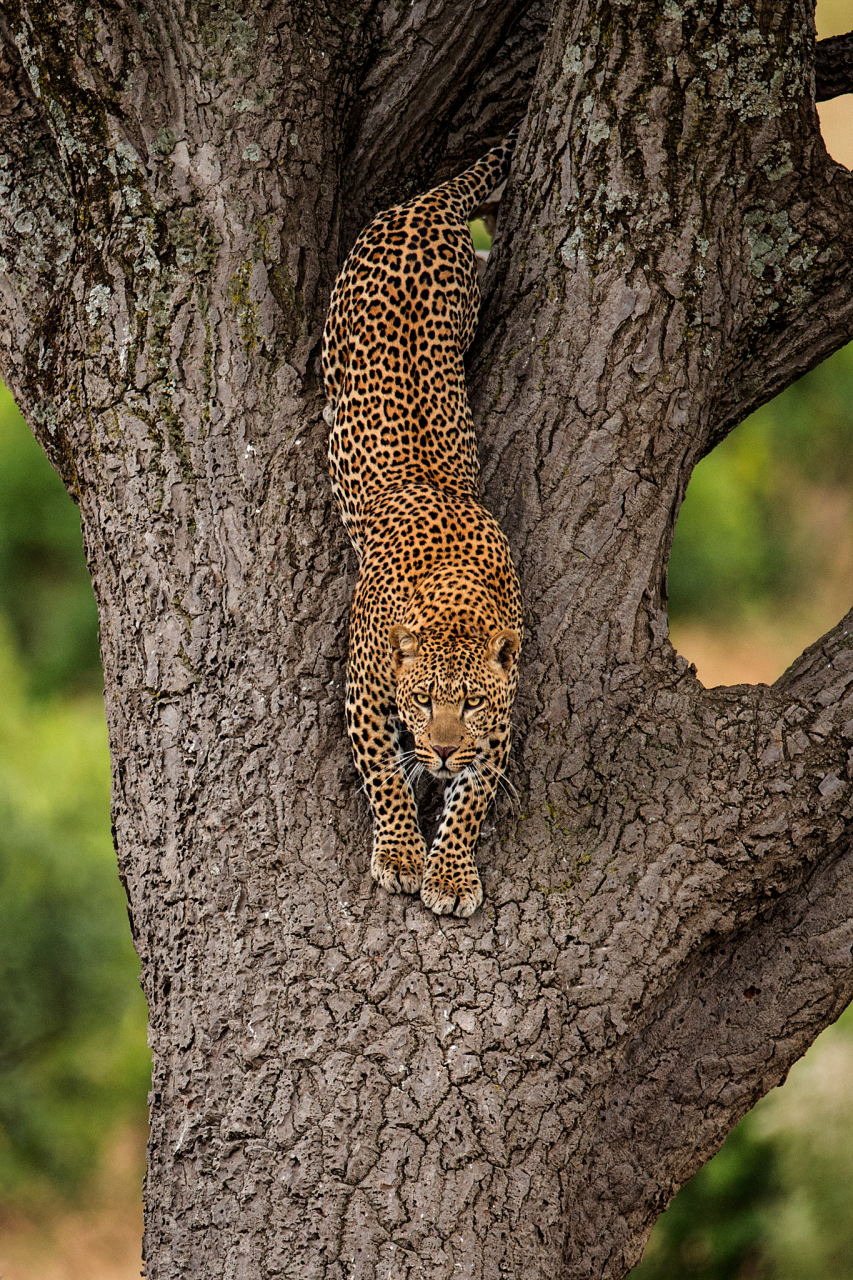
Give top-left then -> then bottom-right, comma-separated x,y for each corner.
371,838 -> 426,896
421,867 -> 484,918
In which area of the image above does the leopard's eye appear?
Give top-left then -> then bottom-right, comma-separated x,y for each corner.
464,695 -> 486,711
412,691 -> 431,709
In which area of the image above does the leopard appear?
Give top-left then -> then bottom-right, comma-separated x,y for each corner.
322,130 -> 523,918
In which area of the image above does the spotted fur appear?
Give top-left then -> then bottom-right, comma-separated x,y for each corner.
323,133 -> 522,917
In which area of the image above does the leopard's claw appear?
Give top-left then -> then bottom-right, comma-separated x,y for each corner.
421,870 -> 483,918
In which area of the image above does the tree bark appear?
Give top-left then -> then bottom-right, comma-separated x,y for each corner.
1,0 -> 853,1277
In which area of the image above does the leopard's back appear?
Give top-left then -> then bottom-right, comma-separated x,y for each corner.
323,133 -> 518,557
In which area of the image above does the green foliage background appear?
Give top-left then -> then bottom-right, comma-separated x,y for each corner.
0,385 -> 101,700
668,342 -> 853,625
0,338 -> 851,1269
0,383 -> 148,1208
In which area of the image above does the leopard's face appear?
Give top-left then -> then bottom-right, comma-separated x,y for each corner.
390,625 -> 520,779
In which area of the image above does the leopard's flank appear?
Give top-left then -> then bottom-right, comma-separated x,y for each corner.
323,133 -> 522,918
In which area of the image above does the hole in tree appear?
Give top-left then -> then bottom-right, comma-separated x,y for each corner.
668,340 -> 853,687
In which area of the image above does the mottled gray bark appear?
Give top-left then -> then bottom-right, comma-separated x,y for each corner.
1,0 -> 852,1277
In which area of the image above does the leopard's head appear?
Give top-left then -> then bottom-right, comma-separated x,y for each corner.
389,624 -> 520,778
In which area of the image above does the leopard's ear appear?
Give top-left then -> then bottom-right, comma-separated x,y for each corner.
389,625 -> 420,675
485,628 -> 520,677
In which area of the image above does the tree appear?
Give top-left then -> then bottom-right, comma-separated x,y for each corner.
1,0 -> 852,1274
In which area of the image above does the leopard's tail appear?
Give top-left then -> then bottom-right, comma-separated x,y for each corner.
439,123 -> 521,221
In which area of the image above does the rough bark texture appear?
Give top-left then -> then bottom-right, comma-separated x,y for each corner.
1,0 -> 853,1277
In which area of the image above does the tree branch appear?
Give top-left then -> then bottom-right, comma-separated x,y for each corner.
816,30 -> 853,101
436,1 -> 552,181
567,827 -> 853,1278
708,162 -> 853,450
464,4 -> 853,1263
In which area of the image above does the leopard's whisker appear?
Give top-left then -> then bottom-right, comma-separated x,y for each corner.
466,761 -> 490,807
403,758 -> 425,786
475,756 -> 519,808
478,765 -> 517,804
373,753 -> 421,787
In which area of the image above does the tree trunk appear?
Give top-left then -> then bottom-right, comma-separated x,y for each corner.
2,0 -> 853,1276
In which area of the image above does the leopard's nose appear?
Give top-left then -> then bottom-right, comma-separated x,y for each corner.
433,745 -> 456,762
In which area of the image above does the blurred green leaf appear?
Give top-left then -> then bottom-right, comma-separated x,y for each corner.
468,219 -> 492,252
